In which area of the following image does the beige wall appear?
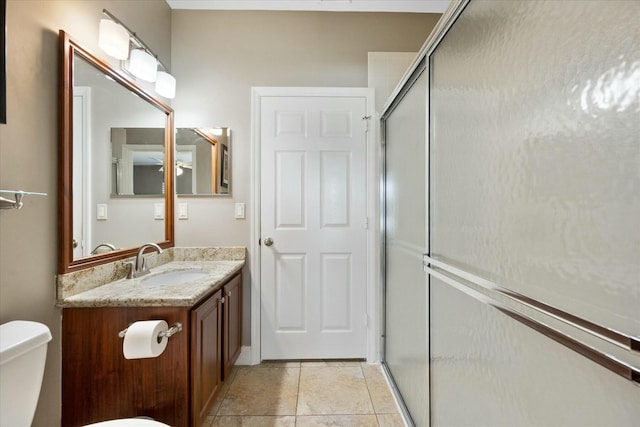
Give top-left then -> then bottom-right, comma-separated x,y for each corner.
0,1 -> 170,425
171,10 -> 441,345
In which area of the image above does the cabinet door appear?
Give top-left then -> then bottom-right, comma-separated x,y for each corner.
223,273 -> 242,380
62,307 -> 190,427
191,289 -> 223,426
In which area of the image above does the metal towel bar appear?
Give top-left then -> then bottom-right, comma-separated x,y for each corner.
424,255 -> 640,385
0,189 -> 47,210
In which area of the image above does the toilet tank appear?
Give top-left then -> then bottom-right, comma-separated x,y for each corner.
0,321 -> 52,427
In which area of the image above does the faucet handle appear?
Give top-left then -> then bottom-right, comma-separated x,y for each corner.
125,261 -> 135,279
139,257 -> 148,274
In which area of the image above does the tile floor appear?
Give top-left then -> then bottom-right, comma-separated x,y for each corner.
203,360 -> 405,427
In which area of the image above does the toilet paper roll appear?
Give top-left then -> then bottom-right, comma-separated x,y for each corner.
123,320 -> 168,360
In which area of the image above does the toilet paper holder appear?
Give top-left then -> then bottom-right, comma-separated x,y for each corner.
118,322 -> 183,340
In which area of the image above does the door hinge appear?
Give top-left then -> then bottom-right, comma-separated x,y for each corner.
362,115 -> 371,132
364,216 -> 369,230
363,314 -> 369,327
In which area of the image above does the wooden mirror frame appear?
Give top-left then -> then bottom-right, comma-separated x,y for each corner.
1,0 -> 6,124
58,30 -> 174,274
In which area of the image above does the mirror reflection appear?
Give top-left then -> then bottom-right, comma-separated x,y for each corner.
110,128 -> 166,196
109,127 -> 230,197
176,127 -> 231,196
64,33 -> 174,268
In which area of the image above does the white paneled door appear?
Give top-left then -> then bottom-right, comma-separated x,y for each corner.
260,94 -> 368,360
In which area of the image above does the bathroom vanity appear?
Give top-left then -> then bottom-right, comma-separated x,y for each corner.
58,248 -> 245,427
56,31 -> 244,427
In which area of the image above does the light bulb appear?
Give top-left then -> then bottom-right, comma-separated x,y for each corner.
128,49 -> 157,82
98,19 -> 130,60
155,71 -> 176,99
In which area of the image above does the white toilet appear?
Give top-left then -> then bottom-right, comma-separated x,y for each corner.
0,321 -> 171,427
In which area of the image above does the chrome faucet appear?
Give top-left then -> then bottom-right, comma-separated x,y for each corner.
127,243 -> 163,279
90,243 -> 117,254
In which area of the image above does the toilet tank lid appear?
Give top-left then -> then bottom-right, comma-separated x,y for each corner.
0,321 -> 52,365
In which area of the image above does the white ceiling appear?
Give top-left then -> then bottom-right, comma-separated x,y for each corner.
166,0 -> 451,13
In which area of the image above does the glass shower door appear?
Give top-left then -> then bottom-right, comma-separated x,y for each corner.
427,1 -> 640,425
383,67 -> 428,427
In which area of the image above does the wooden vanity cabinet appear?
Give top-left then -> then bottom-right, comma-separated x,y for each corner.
222,273 -> 242,380
191,287 -> 223,426
61,306 -> 191,427
61,272 -> 242,427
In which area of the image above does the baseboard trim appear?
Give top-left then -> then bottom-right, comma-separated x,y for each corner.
235,346 -> 253,365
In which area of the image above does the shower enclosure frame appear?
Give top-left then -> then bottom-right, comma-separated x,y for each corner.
380,0 -> 640,425
380,2 -> 470,424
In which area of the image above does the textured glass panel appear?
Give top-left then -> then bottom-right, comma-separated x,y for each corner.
430,277 -> 640,426
384,71 -> 428,426
429,0 -> 640,425
430,0 -> 640,337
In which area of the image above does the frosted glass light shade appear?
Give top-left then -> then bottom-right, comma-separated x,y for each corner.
128,49 -> 157,82
98,19 -> 130,60
155,71 -> 176,99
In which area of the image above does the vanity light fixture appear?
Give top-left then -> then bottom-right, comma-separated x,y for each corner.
98,19 -> 129,60
99,9 -> 177,98
128,48 -> 157,82
155,71 -> 176,99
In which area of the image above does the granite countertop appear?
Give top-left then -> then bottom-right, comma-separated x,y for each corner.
59,260 -> 244,308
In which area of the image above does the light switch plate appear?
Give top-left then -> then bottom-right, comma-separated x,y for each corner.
178,203 -> 189,220
154,203 -> 164,220
96,204 -> 107,220
235,202 -> 246,219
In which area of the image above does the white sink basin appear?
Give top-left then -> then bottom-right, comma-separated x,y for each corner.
141,269 -> 210,285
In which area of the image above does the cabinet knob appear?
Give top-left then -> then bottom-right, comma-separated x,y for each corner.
227,290 -> 232,297
217,297 -> 225,304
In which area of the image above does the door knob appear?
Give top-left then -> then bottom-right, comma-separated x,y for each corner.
73,239 -> 79,249
264,237 -> 274,247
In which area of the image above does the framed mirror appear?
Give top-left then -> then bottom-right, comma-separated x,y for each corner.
58,31 -> 174,274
